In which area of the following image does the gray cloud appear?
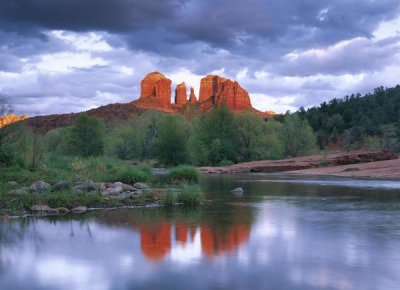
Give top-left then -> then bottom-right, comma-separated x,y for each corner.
0,0 -> 400,115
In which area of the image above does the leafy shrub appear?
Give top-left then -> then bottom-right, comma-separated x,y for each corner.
107,165 -> 152,184
168,165 -> 199,183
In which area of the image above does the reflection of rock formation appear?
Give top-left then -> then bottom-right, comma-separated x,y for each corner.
139,222 -> 250,261
200,224 -> 250,257
140,223 -> 171,261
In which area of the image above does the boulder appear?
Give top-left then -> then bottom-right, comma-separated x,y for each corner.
134,182 -> 150,190
71,206 -> 88,213
54,180 -> 71,191
56,207 -> 70,214
73,180 -> 97,193
31,204 -> 58,213
9,188 -> 28,195
106,185 -> 123,195
30,181 -> 51,193
175,82 -> 187,105
7,181 -> 19,187
114,182 -> 136,191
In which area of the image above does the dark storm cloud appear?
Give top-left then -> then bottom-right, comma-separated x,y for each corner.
0,0 -> 185,33
1,0 -> 399,55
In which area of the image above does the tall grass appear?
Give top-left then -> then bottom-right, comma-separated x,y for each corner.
177,184 -> 202,206
160,184 -> 202,207
168,165 -> 199,183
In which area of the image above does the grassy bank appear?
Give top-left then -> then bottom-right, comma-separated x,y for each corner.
0,156 -> 203,216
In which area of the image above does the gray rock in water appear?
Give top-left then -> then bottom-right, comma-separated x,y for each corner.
231,187 -> 244,195
31,204 -> 58,213
7,181 -> 19,187
9,188 -> 28,195
134,182 -> 149,190
30,181 -> 51,193
54,180 -> 71,191
71,206 -> 88,213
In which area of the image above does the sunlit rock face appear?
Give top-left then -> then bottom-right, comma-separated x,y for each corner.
0,114 -> 28,128
198,75 -> 252,110
175,82 -> 187,106
139,71 -> 172,108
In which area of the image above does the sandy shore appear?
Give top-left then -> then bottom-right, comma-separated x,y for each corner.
199,150 -> 400,178
285,157 -> 400,179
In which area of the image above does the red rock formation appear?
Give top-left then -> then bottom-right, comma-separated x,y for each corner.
0,114 -> 28,128
189,87 -> 197,104
139,72 -> 172,107
174,82 -> 187,106
198,75 -> 252,110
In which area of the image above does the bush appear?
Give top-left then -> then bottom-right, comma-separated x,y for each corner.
107,165 -> 152,184
168,165 -> 199,183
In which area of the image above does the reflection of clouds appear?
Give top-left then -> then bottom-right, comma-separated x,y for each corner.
36,257 -> 108,290
169,227 -> 202,265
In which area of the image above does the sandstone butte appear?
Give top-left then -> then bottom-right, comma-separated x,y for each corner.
24,71 -> 275,132
134,71 -> 269,114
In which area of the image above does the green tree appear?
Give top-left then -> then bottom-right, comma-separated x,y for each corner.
262,119 -> 285,159
189,105 -> 239,165
281,113 -> 317,157
236,111 -> 271,161
156,115 -> 188,165
108,126 -> 144,160
68,114 -> 105,157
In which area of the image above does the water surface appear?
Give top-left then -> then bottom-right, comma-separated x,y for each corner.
1,174 -> 400,290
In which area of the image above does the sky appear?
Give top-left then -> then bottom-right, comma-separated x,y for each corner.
0,0 -> 400,116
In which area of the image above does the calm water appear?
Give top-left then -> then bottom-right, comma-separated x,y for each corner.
1,174 -> 400,290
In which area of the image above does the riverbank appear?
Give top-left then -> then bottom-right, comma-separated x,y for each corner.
284,157 -> 400,179
199,150 -> 400,178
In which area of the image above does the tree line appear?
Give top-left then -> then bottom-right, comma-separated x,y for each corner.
299,85 -> 400,151
7,105 -> 316,168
